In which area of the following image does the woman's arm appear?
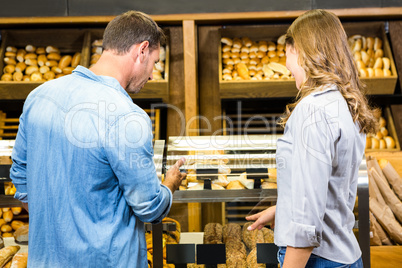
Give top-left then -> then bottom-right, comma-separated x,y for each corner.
283,246 -> 314,268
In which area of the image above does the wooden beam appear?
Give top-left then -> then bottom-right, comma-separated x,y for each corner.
183,20 -> 199,136
183,19 -> 201,232
0,7 -> 401,27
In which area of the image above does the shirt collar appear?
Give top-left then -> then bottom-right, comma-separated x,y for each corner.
72,65 -> 131,101
310,84 -> 338,96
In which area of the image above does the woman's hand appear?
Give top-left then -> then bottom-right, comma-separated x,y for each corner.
245,205 -> 276,230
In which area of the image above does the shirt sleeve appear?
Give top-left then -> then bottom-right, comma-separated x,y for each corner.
285,102 -> 335,247
10,112 -> 28,203
104,111 -> 172,224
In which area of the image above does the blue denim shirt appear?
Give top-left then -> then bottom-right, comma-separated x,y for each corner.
10,66 -> 172,268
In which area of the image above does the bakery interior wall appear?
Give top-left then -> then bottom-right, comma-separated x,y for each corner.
0,0 -> 401,17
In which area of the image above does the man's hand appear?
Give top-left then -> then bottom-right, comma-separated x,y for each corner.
162,157 -> 187,194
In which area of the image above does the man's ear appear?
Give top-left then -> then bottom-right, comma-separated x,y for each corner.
138,41 -> 150,62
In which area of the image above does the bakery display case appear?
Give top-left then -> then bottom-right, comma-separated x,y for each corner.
150,135 -> 371,267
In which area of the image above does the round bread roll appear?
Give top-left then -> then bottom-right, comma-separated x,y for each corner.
250,44 -> 259,53
36,47 -> 46,54
233,58 -> 241,64
356,60 -> 365,70
371,137 -> 380,149
365,136 -> 372,149
51,66 -> 62,74
5,51 -> 16,58
361,51 -> 369,65
352,39 -> 362,52
267,41 -> 276,51
257,51 -> 265,59
354,51 -> 362,61
380,127 -> 388,137
375,131 -> 383,140
374,68 -> 383,77
222,45 -> 232,53
231,47 -> 240,53
258,41 -> 268,52
0,73 -> 11,82
6,46 -> 17,53
242,37 -> 253,47
232,70 -> 238,78
22,75 -> 30,81
375,49 -> 383,59
240,52 -> 249,59
379,139 -> 386,149
241,46 -> 250,53
366,68 -> 374,77
31,71 -> 43,81
3,65 -> 15,74
71,52 -> 81,68
366,37 -> 374,50
379,117 -> 387,128
382,57 -> 390,70
4,57 -> 16,65
46,45 -> 60,54
233,39 -> 242,49
25,58 -> 38,66
16,49 -> 26,62
46,60 -> 59,67
25,44 -> 36,52
221,37 -> 233,46
226,180 -> 246,189
13,71 -> 23,81
373,57 -> 383,69
25,65 -> 38,75
62,67 -> 75,75
359,68 -> 368,78
384,136 -> 396,149
59,55 -> 72,69
44,71 -> 56,80
384,69 -> 391,77
374,37 -> 382,50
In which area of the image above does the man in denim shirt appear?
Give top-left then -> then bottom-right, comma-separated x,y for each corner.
10,11 -> 186,267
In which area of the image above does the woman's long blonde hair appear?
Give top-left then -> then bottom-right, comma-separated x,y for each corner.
278,9 -> 378,134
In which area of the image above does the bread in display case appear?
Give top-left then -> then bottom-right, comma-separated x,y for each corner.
152,135 -> 371,267
164,135 -> 280,203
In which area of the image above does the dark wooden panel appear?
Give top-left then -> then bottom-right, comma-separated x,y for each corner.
391,105 -> 402,148
0,0 -> 67,17
313,0 -> 381,9
198,26 -> 222,135
69,0 -> 311,16
166,26 -> 185,138
382,0 -> 402,7
389,21 -> 402,92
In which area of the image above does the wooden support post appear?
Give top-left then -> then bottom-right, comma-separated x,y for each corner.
183,20 -> 201,232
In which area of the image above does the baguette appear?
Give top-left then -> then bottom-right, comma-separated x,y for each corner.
10,252 -> 28,268
0,246 -> 20,267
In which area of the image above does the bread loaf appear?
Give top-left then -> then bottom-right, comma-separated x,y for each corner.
13,225 -> 29,244
0,246 -> 20,267
222,223 -> 242,243
242,222 -> 264,250
246,248 -> 265,268
204,223 -> 223,244
10,252 -> 28,268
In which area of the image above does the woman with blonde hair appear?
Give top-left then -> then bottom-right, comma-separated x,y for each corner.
246,9 -> 377,268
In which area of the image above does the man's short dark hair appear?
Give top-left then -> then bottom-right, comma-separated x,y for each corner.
103,10 -> 166,54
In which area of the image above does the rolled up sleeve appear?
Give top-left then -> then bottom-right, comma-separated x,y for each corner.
10,113 -> 28,203
105,111 -> 172,224
286,103 -> 333,247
